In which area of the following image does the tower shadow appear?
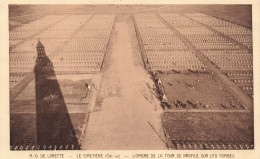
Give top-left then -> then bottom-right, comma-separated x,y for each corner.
34,40 -> 79,150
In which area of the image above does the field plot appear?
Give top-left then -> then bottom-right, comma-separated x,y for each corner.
182,13 -> 253,98
10,74 -> 94,150
9,13 -> 114,150
9,15 -> 91,89
51,14 -> 115,73
159,13 -> 253,98
154,73 -> 245,110
185,13 -> 252,49
133,14 -> 206,72
9,14 -> 115,89
9,15 -> 67,48
134,12 -> 253,150
162,112 -> 254,150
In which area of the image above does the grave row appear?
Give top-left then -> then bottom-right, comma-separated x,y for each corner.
140,34 -> 177,39
43,14 -> 115,73
52,55 -> 105,65
212,26 -> 251,35
10,62 -> 35,66
10,53 -> 106,62
146,51 -> 199,58
9,16 -> 67,47
160,14 -> 203,27
9,66 -> 34,72
201,49 -> 251,55
144,44 -> 188,50
74,31 -> 112,38
175,26 -> 216,35
159,14 -> 243,52
40,64 -> 101,73
139,28 -> 174,35
142,37 -> 188,50
62,39 -> 109,51
134,14 -> 207,71
56,51 -> 104,57
160,14 -> 251,57
213,60 -> 252,64
228,35 -> 252,48
142,37 -> 184,44
159,13 -> 253,98
172,26 -> 242,51
184,35 -> 230,43
134,14 -> 190,50
136,22 -> 166,28
204,54 -> 252,60
10,15 -> 92,52
160,15 -> 252,70
11,39 -> 63,53
184,36 -> 241,50
134,15 -> 165,28
226,72 -> 253,77
10,30 -> 39,39
185,13 -> 245,27
10,81 -> 20,90
171,140 -> 253,150
81,17 -> 114,31
233,79 -> 253,85
65,39 -> 109,46
9,14 -> 111,72
9,15 -> 67,41
150,65 -> 206,71
184,13 -> 252,49
9,14 -> 115,88
200,49 -> 253,93
146,51 -> 206,71
9,73 -> 26,89
46,15 -> 92,30
147,57 -> 200,60
241,87 -> 253,97
37,30 -> 76,39
223,70 -> 253,97
219,65 -> 252,70
229,35 -> 252,43
193,42 -> 240,49
188,16 -> 246,27
160,14 -> 251,51
148,60 -> 203,64
241,86 -> 253,91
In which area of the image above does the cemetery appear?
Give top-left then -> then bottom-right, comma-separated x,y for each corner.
9,5 -> 253,150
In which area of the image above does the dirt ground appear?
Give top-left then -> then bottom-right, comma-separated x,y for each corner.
154,73 -> 246,110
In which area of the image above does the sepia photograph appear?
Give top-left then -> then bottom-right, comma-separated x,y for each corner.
1,1 -> 258,157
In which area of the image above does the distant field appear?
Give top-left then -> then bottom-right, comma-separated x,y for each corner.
9,5 -> 252,27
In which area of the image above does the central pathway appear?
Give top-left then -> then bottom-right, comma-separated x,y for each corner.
81,15 -> 166,150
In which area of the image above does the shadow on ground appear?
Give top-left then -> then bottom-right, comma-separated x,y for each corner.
34,40 -> 79,149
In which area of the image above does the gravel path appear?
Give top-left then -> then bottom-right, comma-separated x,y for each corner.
81,15 -> 166,150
